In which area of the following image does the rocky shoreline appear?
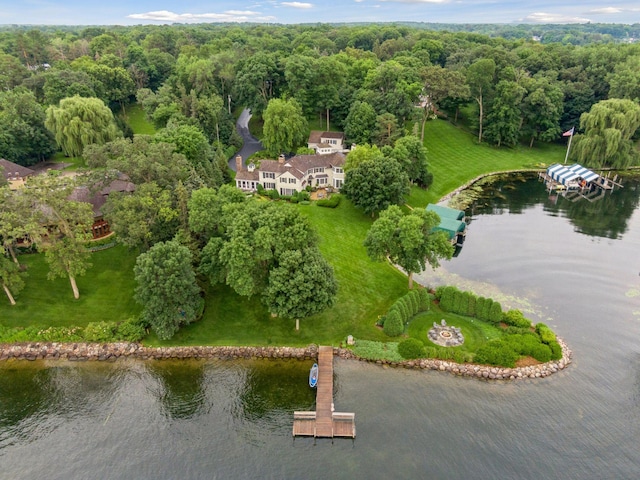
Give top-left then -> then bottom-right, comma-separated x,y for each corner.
0,338 -> 572,381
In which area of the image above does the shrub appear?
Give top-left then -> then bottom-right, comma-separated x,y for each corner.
548,341 -> 563,360
434,286 -> 447,300
478,298 -> 492,321
383,310 -> 404,336
418,289 -> 432,311
317,194 -> 341,208
408,291 -> 420,316
297,191 -> 310,202
397,298 -> 411,323
116,317 -> 146,342
535,323 -> 557,344
83,321 -> 118,343
440,286 -> 456,311
474,340 -> 518,368
503,309 -> 532,328
453,290 -> 465,314
489,301 -> 503,324
530,343 -> 551,363
398,338 -> 426,359
467,293 -> 477,317
476,297 -> 487,320
266,189 -> 280,200
352,340 -> 403,362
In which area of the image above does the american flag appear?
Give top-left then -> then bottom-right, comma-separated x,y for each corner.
562,127 -> 575,137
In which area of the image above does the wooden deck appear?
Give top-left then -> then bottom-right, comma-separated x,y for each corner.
292,346 -> 356,439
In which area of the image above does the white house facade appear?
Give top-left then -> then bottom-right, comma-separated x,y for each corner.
235,153 -> 345,195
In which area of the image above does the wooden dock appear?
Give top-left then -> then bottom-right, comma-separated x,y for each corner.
292,346 -> 356,439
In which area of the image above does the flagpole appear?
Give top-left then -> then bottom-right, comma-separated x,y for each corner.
563,129 -> 574,165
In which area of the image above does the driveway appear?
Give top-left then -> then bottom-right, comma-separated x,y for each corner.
229,108 -> 264,171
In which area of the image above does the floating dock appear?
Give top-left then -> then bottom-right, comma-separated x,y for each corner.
292,346 -> 356,438
539,163 -> 623,201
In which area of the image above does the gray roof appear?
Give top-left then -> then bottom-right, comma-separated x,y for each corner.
0,159 -> 35,181
256,153 -> 345,180
308,131 -> 345,144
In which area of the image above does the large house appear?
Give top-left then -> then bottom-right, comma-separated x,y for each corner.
307,131 -> 347,154
235,152 -> 346,196
0,158 -> 35,189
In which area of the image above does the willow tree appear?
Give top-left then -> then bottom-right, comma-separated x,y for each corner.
262,98 -> 308,156
571,99 -> 640,169
0,247 -> 25,305
45,96 -> 119,157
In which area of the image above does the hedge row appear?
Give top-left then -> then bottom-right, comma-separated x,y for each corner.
0,317 -> 146,344
474,332 -> 562,367
382,288 -> 433,337
435,286 -> 503,324
316,194 -> 342,208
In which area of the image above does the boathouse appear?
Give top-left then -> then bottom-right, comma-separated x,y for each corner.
539,163 -> 622,201
426,204 -> 466,246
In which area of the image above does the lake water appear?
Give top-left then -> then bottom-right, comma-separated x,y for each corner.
1,176 -> 640,479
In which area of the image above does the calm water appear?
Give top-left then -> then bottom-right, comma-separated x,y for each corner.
2,176 -> 640,479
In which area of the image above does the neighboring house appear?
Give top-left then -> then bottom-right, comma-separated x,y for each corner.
68,176 -> 135,239
235,152 -> 346,196
307,131 -> 346,154
0,158 -> 35,190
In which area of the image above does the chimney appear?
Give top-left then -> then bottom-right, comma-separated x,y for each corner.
278,154 -> 285,164
235,155 -> 243,171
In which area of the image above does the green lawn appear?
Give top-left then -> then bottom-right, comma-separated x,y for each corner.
123,103 -> 156,135
51,151 -> 85,170
407,310 -> 503,355
1,245 -> 140,327
150,199 -> 408,347
406,119 -> 566,207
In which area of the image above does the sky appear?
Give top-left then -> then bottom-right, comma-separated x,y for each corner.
2,1 -> 640,26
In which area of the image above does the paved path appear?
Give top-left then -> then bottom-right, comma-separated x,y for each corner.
229,108 -> 264,171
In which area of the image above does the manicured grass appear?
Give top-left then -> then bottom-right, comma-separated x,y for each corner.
51,151 -> 85,170
407,310 -> 503,355
150,199 -> 408,347
1,245 -> 141,327
406,119 -> 566,207
123,103 -> 156,135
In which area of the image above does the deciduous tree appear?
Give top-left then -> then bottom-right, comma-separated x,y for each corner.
364,206 -> 453,289
134,240 -> 202,340
262,98 -> 308,156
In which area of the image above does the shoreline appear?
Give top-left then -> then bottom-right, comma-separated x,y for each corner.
0,338 -> 572,381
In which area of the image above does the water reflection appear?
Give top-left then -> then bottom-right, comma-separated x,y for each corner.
145,360 -> 208,420
471,174 -> 640,239
237,360 -> 315,422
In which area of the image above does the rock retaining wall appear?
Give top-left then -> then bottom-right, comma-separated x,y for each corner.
337,337 -> 572,380
0,339 -> 572,381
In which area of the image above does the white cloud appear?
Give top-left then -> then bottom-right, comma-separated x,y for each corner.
522,12 -> 591,24
281,2 -> 314,8
127,10 -> 276,23
379,0 -> 450,3
589,7 -> 623,14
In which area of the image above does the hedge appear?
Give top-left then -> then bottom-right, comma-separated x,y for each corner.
383,309 -> 404,336
316,194 -> 341,208
398,338 -> 426,359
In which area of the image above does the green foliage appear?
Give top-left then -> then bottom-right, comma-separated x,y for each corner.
398,338 -> 426,359
84,321 -> 117,342
503,309 -> 532,328
489,301 -> 503,324
467,293 -> 477,317
418,288 -> 432,311
535,323 -> 557,344
262,97 -> 308,156
407,290 -> 420,316
352,339 -> 404,362
383,309 -> 404,337
474,339 -> 519,368
548,341 -> 563,360
134,240 -> 202,340
439,286 -> 456,311
45,96 -> 119,157
316,194 -> 341,208
453,289 -> 466,314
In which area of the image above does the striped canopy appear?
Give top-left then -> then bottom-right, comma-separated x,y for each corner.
547,164 -> 578,185
567,164 -> 599,183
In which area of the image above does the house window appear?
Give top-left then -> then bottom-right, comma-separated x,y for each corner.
334,167 -> 343,174
317,178 -> 327,185
280,177 -> 287,183
264,182 -> 276,189
314,167 -> 324,173
289,178 -> 296,184
263,172 -> 275,179
334,179 -> 343,189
